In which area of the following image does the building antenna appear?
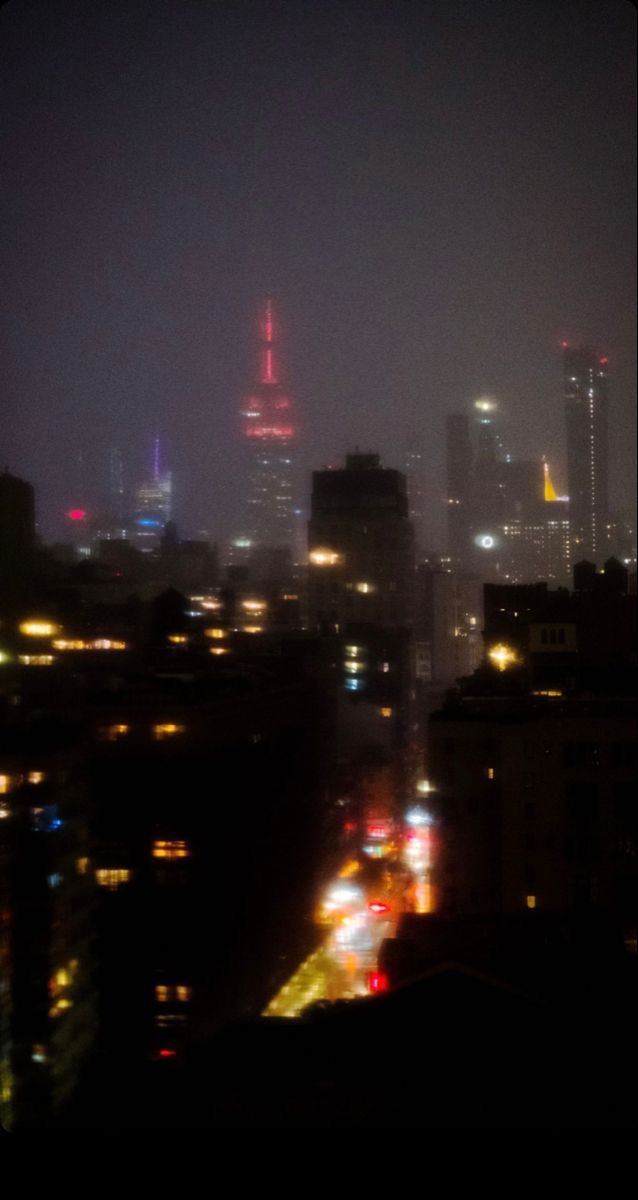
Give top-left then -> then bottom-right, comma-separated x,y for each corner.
260,295 -> 277,385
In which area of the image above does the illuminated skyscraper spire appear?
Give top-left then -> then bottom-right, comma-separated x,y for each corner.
233,299 -> 298,564
260,295 -> 277,385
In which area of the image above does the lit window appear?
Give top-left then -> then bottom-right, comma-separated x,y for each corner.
156,984 -> 192,1003
379,707 -> 393,718
241,599 -> 266,613
210,647 -> 229,656
49,997 -> 73,1019
205,628 -> 226,640
104,723 -> 130,741
31,1044 -> 48,1064
0,775 -> 11,794
152,723 -> 185,740
76,856 -> 90,875
152,839 -> 190,860
355,581 -> 374,594
344,661 -> 363,673
167,634 -> 188,645
19,620 -> 58,637
95,868 -> 131,889
526,895 -> 537,909
309,548 -> 343,566
345,645 -> 361,657
487,767 -> 495,780
242,626 -> 263,634
27,771 -> 45,785
19,655 -> 55,666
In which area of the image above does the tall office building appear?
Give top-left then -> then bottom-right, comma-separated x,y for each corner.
404,436 -> 427,553
131,436 -> 173,553
234,299 -> 296,564
564,345 -> 609,561
446,414 -> 473,567
308,452 -> 415,631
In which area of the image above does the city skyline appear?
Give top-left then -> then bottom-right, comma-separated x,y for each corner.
1,1 -> 635,547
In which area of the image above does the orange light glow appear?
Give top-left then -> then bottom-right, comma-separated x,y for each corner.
152,723 -> 185,740
152,839 -> 189,860
20,620 -> 58,637
309,548 -> 343,567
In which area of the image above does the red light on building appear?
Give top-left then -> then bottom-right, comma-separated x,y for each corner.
367,823 -> 389,840
67,509 -> 86,521
158,1048 -> 177,1059
368,901 -> 390,914
343,820 -> 357,833
368,971 -> 389,993
599,357 -> 608,365
560,340 -> 569,349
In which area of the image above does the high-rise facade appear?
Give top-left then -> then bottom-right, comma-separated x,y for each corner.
404,436 -> 427,553
132,436 -> 172,553
308,453 -> 415,631
564,345 -> 609,561
446,413 -> 473,567
235,300 -> 296,564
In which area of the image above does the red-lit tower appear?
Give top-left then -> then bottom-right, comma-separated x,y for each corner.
236,299 -> 297,560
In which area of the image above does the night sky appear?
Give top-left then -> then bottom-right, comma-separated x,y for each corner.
2,0 -> 635,547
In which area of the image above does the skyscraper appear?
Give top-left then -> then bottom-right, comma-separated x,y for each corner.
445,413 -> 473,567
404,435 -> 427,553
131,436 -> 173,553
564,345 -> 609,561
235,299 -> 296,565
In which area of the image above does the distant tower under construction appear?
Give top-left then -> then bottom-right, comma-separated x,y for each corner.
235,299 -> 297,561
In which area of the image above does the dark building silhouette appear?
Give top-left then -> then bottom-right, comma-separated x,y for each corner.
0,471 -> 36,600
307,452 -> 415,632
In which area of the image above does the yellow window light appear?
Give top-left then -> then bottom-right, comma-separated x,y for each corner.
355,581 -> 374,594
152,723 -> 185,740
19,655 -> 55,666
0,775 -> 11,795
210,647 -> 229,656
152,839 -> 190,860
204,628 -> 226,639
49,997 -> 73,1019
242,625 -> 263,634
95,868 -> 131,889
309,548 -> 343,566
27,771 -> 45,784
168,634 -> 188,645
526,895 -> 537,910
241,599 -> 266,613
19,620 -> 58,638
379,707 -> 393,718
108,723 -> 130,739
